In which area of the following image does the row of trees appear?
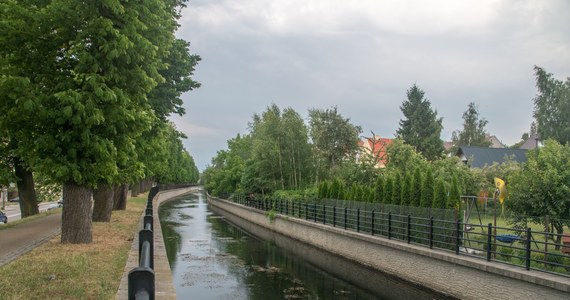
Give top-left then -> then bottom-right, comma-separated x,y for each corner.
204,66 -> 569,238
0,1 -> 200,243
318,168 -> 461,210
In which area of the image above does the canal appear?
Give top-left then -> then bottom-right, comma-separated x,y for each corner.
160,191 -> 452,299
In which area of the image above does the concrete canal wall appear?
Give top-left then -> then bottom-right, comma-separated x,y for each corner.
208,196 -> 570,300
117,187 -> 199,299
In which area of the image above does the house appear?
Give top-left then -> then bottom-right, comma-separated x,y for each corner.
518,133 -> 539,150
455,146 -> 528,168
485,134 -> 506,148
358,136 -> 393,168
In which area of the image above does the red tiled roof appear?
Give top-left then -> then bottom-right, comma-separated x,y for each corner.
360,136 -> 393,167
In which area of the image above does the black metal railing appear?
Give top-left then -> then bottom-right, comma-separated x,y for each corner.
128,186 -> 159,300
221,194 -> 570,278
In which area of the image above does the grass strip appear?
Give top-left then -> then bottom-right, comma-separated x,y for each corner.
0,195 -> 147,300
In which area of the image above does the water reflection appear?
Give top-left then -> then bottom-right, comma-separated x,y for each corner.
160,192 -> 451,300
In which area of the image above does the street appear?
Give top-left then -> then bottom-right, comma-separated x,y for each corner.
1,201 -> 60,223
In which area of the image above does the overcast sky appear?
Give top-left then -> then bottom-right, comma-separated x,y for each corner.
170,0 -> 570,171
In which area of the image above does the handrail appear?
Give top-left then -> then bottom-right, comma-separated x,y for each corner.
128,186 -> 159,300
220,194 -> 570,278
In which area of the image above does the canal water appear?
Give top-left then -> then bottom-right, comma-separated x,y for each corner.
160,191 -> 452,300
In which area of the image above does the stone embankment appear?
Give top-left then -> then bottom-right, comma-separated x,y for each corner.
208,196 -> 570,300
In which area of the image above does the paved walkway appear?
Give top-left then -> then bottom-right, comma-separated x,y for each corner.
0,213 -> 62,267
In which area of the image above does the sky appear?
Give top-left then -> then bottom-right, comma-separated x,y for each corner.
170,0 -> 570,171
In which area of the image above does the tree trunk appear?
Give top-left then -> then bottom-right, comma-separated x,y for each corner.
93,184 -> 114,222
113,183 -> 129,210
14,157 -> 39,218
61,182 -> 93,244
131,181 -> 140,197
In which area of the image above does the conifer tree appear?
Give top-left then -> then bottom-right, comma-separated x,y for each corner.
384,175 -> 394,204
411,168 -> 422,207
396,84 -> 444,160
374,175 -> 385,203
391,172 -> 402,205
433,178 -> 448,209
420,168 -> 434,208
449,176 -> 461,210
401,174 -> 412,206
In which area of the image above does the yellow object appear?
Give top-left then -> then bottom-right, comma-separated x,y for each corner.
494,177 -> 506,204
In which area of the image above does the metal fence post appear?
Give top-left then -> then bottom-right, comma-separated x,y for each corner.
487,223 -> 493,261
344,207 -> 347,230
314,203 -> 317,222
388,212 -> 392,240
525,227 -> 532,270
333,206 -> 336,227
429,217 -> 434,249
455,219 -> 461,255
323,205 -> 326,224
407,214 -> 411,244
357,209 -> 360,232
370,210 -> 374,235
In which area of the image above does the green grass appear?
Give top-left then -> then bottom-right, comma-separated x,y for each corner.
0,194 -> 148,300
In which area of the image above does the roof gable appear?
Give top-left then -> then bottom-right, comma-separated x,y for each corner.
456,146 -> 528,168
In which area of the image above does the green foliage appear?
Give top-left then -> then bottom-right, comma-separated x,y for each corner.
401,174 -> 412,206
384,175 -> 394,204
243,104 -> 313,193
508,139 -> 570,236
449,176 -> 461,210
533,66 -> 570,144
309,106 -> 362,181
420,168 -> 434,208
318,181 -> 329,199
374,175 -> 384,203
329,179 -> 342,200
451,102 -> 492,150
410,168 -> 422,207
433,178 -> 448,209
385,139 -> 428,175
203,134 -> 251,196
396,84 -> 444,160
391,172 -> 402,206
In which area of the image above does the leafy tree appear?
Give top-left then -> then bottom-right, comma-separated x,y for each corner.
533,66 -> 570,144
309,106 -> 362,182
396,84 -> 444,160
385,139 -> 428,175
203,134 -> 251,196
451,102 -> 491,150
244,105 -> 312,192
410,168 -> 422,207
0,0 -> 196,243
420,168 -> 434,208
433,178 -> 448,209
508,140 -> 570,247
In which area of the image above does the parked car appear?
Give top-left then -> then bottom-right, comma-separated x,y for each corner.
47,204 -> 60,211
8,196 -> 19,202
0,211 -> 7,224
